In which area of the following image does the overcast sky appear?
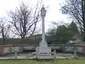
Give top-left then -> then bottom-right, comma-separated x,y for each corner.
0,0 -> 70,32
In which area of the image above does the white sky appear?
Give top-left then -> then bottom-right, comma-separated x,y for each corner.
0,0 -> 70,32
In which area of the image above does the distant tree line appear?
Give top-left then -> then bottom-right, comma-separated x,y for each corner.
46,22 -> 80,44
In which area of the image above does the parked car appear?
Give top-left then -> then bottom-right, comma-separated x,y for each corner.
67,40 -> 75,44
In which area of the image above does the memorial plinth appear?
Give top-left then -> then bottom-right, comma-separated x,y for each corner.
36,40 -> 53,59
36,40 -> 51,55
36,5 -> 53,59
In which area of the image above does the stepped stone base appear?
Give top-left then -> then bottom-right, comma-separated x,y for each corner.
36,40 -> 53,59
36,46 -> 54,59
36,55 -> 54,59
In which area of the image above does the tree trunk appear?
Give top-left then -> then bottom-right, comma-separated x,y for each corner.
82,0 -> 85,41
2,31 -> 4,45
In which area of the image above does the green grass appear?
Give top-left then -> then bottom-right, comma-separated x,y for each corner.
0,59 -> 85,64
57,59 -> 85,64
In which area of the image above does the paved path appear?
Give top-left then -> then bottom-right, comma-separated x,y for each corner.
0,53 -> 77,60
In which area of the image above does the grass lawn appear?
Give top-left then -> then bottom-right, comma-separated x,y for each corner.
0,59 -> 85,64
57,59 -> 85,64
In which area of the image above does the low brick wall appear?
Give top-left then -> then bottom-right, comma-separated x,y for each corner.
0,44 -> 37,55
0,45 -> 23,55
62,44 -> 85,53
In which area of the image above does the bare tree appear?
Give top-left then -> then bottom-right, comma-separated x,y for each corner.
61,0 -> 85,41
0,18 -> 11,45
9,2 -> 41,39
